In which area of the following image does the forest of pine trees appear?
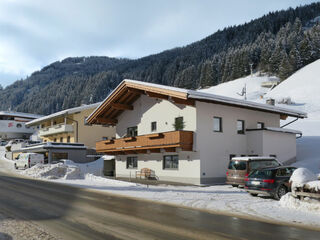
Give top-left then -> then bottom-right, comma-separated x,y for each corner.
1,2 -> 320,114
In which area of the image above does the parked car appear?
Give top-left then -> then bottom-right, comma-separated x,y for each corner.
14,153 -> 44,169
226,156 -> 281,187
244,166 -> 297,200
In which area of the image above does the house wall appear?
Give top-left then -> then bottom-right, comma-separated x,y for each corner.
115,95 -> 200,184
262,131 -> 297,164
74,108 -> 115,149
40,108 -> 115,149
195,101 -> 281,184
116,95 -> 197,137
246,130 -> 297,164
115,151 -> 201,185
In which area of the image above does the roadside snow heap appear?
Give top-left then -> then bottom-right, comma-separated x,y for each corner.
22,163 -> 82,180
280,168 -> 320,212
22,157 -> 105,180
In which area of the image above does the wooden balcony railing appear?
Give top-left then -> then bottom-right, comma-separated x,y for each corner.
96,130 -> 193,155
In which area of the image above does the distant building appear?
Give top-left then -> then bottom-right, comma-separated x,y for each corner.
26,103 -> 115,149
87,80 -> 306,185
0,111 -> 42,140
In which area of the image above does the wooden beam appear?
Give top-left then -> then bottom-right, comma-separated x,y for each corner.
96,117 -> 118,125
112,103 -> 133,110
171,97 -> 195,106
146,91 -> 168,100
127,88 -> 144,95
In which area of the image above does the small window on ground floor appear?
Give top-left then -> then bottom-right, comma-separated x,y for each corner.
60,137 -> 63,143
163,155 -> 179,169
67,136 -> 71,143
126,156 -> 138,169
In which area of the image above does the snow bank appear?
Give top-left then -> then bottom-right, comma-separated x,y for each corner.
280,193 -> 320,212
22,163 -> 82,180
22,157 -> 106,180
290,168 -> 318,189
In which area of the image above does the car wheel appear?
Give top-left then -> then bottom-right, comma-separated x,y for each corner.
250,193 -> 258,197
24,164 -> 27,169
231,184 -> 239,188
275,185 -> 287,200
14,164 -> 18,170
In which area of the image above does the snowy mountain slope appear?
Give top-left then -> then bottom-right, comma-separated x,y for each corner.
198,74 -> 278,101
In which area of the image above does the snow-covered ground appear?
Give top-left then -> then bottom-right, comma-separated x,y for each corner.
1,60 -> 320,229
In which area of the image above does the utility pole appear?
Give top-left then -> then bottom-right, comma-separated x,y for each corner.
249,63 -> 253,77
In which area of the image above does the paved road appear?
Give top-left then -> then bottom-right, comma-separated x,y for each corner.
0,172 -> 319,240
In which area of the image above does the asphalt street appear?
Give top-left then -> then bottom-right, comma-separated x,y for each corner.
0,171 -> 319,240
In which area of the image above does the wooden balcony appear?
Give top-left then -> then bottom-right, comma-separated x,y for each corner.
96,131 -> 193,155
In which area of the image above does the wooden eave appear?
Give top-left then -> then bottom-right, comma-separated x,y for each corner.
87,81 -> 189,125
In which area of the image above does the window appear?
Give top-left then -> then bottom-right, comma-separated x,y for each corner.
127,126 -> 138,137
126,157 -> 137,169
67,136 -> 71,143
257,122 -> 264,129
16,123 -> 22,128
151,121 -> 157,132
174,117 -> 185,131
237,120 -> 245,134
163,155 -> 179,169
213,117 -> 222,132
60,137 -> 63,143
53,138 -> 57,142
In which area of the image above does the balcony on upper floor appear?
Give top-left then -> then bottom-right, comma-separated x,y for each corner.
39,124 -> 74,137
96,130 -> 193,155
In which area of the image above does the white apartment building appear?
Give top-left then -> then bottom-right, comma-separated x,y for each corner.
87,80 -> 306,185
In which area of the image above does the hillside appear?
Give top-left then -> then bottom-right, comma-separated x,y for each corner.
1,2 -> 320,114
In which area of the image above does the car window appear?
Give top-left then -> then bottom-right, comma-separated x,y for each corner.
276,168 -> 295,177
228,160 -> 246,170
249,169 -> 274,178
249,160 -> 280,170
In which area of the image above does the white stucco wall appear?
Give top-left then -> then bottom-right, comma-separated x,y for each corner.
262,131 -> 297,164
116,95 -> 197,138
115,151 -> 201,185
247,130 -> 297,164
196,101 -> 281,184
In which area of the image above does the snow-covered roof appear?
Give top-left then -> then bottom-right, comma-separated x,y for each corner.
0,111 -> 43,119
247,127 -> 302,135
26,102 -> 101,126
87,79 -> 307,124
126,79 -> 306,118
187,90 -> 306,118
18,142 -> 87,151
231,156 -> 277,161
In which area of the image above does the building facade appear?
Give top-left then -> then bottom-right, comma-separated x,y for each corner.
27,103 -> 115,149
87,80 -> 306,185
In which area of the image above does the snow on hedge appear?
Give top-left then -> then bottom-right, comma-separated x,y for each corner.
290,168 -> 318,190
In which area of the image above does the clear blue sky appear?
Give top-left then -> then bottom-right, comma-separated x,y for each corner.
0,0 -> 318,87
